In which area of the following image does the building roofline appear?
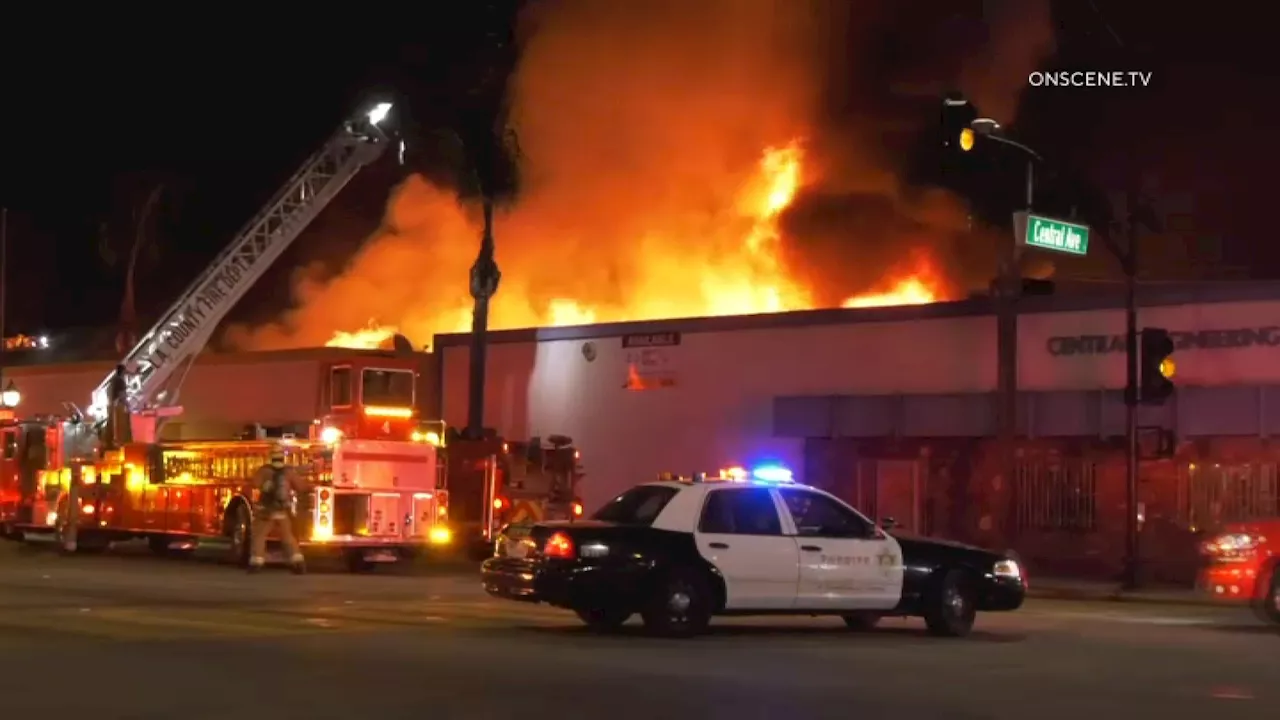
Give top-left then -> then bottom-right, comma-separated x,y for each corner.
430,280 -> 1280,348
6,346 -> 429,376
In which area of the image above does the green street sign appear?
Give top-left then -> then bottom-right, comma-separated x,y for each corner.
1013,212 -> 1090,256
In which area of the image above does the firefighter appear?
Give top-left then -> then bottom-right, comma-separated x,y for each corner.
248,444 -> 308,574
105,364 -> 132,447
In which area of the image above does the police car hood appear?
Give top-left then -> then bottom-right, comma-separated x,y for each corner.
891,533 -> 1006,562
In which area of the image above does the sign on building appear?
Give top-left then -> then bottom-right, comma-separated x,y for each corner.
621,333 -> 680,390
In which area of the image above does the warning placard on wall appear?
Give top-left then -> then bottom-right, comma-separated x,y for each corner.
622,333 -> 680,390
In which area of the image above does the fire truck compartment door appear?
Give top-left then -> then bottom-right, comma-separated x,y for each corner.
366,493 -> 402,536
410,494 -> 436,536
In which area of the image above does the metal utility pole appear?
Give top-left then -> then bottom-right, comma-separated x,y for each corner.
1099,188 -> 1154,590
1121,194 -> 1142,590
996,157 -> 1034,539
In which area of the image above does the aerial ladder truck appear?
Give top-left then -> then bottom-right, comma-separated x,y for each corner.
0,100 -> 455,571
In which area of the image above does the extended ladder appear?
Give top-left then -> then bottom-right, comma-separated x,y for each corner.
89,102 -> 396,423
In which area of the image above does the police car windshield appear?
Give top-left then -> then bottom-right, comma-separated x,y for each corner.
592,485 -> 678,526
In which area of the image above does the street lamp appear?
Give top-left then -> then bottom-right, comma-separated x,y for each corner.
2,380 -> 20,408
964,118 -> 1043,199
955,110 -> 1045,549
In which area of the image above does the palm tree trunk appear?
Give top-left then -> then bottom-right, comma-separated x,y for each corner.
116,185 -> 163,353
465,200 -> 501,438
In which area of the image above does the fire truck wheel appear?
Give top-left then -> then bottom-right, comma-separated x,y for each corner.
345,550 -> 376,573
574,607 -> 631,633
53,514 -> 109,554
226,504 -> 251,567
58,531 -> 109,555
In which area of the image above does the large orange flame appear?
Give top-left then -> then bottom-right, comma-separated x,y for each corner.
325,140 -> 947,350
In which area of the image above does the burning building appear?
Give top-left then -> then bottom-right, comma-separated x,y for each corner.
430,281 -> 1280,585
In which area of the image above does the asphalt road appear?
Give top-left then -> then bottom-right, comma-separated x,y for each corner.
0,542 -> 1275,720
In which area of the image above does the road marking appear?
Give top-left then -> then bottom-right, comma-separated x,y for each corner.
0,597 -> 565,644
1210,686 -> 1254,700
1030,610 -> 1217,626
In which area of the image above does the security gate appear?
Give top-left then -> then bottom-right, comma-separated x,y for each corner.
854,459 -> 924,534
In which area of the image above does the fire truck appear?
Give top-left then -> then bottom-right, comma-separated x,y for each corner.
0,100 -> 454,571
440,430 -> 585,556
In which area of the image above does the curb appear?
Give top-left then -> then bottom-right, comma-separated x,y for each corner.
1028,587 -> 1215,608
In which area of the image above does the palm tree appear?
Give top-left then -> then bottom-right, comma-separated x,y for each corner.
452,0 -> 525,439
97,180 -> 166,355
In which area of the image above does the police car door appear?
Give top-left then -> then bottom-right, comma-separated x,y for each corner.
694,486 -> 800,609
776,487 -> 904,611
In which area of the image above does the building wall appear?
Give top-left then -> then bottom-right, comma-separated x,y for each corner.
804,434 -> 1280,585
437,292 -> 1280,514
440,313 -> 995,511
1021,299 -> 1280,389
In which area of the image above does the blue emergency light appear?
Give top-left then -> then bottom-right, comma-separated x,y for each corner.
751,464 -> 793,483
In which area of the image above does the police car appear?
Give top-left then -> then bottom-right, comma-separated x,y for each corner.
481,465 -> 1026,638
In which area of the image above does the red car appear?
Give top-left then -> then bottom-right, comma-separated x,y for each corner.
1199,521 -> 1280,623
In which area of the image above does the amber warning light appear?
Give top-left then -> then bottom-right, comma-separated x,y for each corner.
365,405 -> 413,419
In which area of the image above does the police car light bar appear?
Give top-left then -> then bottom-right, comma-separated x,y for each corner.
716,465 -> 794,483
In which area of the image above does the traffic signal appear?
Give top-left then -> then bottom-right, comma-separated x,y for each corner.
1139,328 -> 1175,405
940,93 -> 978,153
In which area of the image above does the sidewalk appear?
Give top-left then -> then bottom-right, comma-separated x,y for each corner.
1028,577 -> 1211,606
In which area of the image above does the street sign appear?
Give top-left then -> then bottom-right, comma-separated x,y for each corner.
1012,212 -> 1090,256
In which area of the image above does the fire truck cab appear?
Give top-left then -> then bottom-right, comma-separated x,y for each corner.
0,354 -> 453,572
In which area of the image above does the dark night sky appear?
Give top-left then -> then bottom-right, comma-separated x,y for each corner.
0,2 -> 1272,345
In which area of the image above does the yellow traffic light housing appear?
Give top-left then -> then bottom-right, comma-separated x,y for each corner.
959,127 -> 975,152
1139,328 -> 1175,405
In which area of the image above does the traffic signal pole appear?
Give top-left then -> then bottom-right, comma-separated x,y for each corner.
997,159 -> 1033,542
1122,213 -> 1140,590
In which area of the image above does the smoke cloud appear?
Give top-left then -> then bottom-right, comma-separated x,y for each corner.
229,0 -> 1054,350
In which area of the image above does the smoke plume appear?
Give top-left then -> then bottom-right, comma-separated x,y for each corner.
229,0 -> 1054,350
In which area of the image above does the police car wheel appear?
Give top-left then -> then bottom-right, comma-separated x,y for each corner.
575,607 -> 632,633
841,612 -> 882,631
924,569 -> 977,638
641,568 -> 712,638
